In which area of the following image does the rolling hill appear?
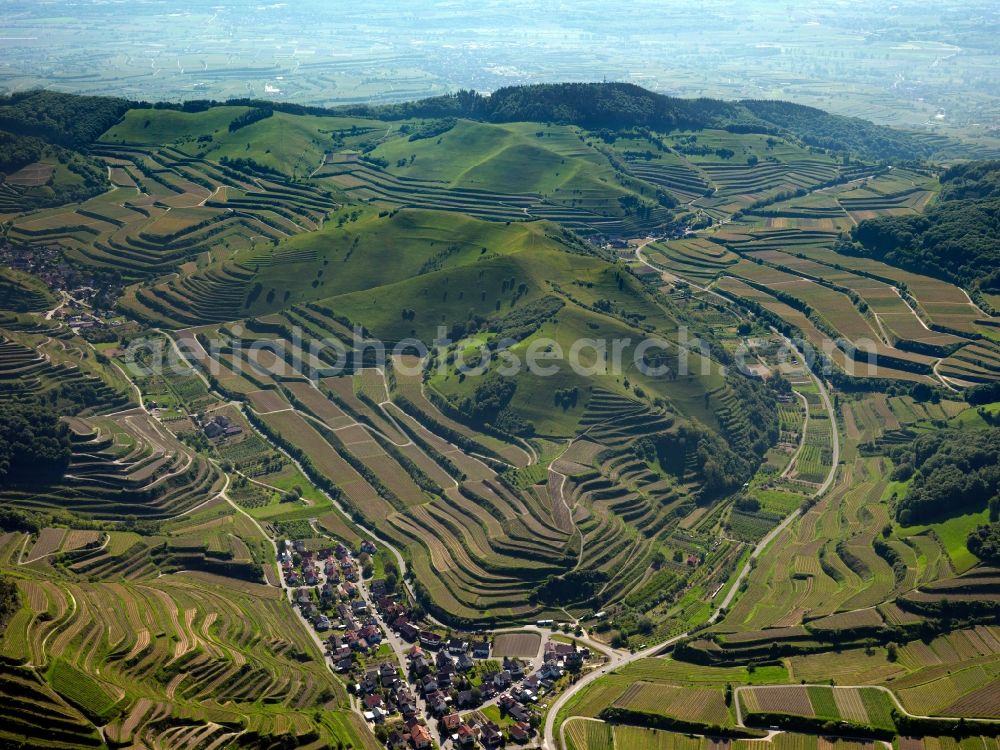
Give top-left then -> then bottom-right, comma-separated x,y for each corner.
3,81 -> 1000,750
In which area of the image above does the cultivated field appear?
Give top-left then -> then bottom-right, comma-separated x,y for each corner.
493,632 -> 542,659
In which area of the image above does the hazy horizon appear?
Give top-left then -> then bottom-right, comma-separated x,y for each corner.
2,0 -> 999,142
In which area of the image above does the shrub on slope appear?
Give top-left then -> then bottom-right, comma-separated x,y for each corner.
0,574 -> 17,632
891,427 -> 1000,524
967,522 -> 1000,563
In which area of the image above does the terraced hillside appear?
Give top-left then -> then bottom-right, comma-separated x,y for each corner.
0,529 -> 371,749
631,168 -> 1000,391
174,319 -> 575,623
6,86 -> 1000,750
315,120 -> 676,236
207,320 -> 770,634
8,142 -> 337,288
126,207 -> 580,329
549,390 -> 728,624
0,268 -> 55,312
8,92 -> 932,640
88,106 -> 920,334
0,331 -> 132,416
315,152 -> 662,235
138,192 -> 784,629
3,412 -> 225,519
558,386 -> 1000,746
167,289 -> 776,628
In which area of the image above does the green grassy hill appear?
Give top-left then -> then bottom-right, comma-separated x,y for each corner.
427,303 -> 724,438
131,200 -> 727,437
344,82 -> 938,162
99,105 -> 251,145
6,82 -> 1000,750
370,121 -> 623,197
102,107 -> 393,179
123,207 -> 574,324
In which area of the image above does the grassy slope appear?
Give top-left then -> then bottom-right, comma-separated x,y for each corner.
898,509 -> 987,573
674,129 -> 834,164
237,208 -> 569,318
423,256 -> 723,436
138,196 -> 724,435
502,305 -> 723,436
100,106 -> 251,145
370,120 -> 643,211
193,112 -> 390,178
102,107 -> 390,177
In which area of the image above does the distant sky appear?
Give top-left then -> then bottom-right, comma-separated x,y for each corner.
1,0 -> 998,136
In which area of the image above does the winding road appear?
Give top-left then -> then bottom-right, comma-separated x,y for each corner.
160,331 -> 448,626
542,326 -> 842,750
160,306 -> 847,750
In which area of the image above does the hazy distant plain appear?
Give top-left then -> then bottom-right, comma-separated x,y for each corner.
2,0 -> 998,141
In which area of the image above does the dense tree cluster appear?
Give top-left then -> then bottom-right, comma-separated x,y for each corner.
462,373 -> 516,422
739,100 -> 931,162
458,373 -> 533,436
228,107 -> 273,133
848,200 -> 1000,290
967,381 -> 1000,406
652,424 -> 747,499
846,162 -> 1000,292
346,82 -> 756,132
967,523 -> 1000,564
484,295 -> 564,342
723,371 -> 782,459
939,160 -> 1000,201
0,400 -> 72,488
484,83 -> 757,131
553,386 -> 579,410
695,427 -> 756,498
0,574 -> 18,633
891,428 -> 1000,524
0,130 -> 44,173
404,117 -> 456,141
0,507 -> 41,534
533,570 -> 607,606
0,90 -> 130,147
333,83 -> 929,162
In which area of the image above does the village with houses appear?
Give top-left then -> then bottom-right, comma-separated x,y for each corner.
0,242 -> 124,326
277,535 -> 602,749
